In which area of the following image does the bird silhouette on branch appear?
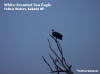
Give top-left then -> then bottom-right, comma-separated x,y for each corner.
42,29 -> 73,74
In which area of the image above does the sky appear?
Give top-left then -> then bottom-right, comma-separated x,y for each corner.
0,0 -> 100,74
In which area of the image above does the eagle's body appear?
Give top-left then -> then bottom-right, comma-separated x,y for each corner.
52,29 -> 63,40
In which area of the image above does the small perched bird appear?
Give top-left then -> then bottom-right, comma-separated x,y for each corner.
52,29 -> 63,40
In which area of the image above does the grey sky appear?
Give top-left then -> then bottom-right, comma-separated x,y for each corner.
0,0 -> 100,74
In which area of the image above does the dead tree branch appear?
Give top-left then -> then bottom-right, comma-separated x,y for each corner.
42,35 -> 73,74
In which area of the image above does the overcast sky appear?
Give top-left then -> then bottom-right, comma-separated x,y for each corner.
0,0 -> 100,74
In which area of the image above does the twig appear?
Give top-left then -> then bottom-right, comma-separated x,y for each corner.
42,56 -> 52,71
42,34 -> 73,74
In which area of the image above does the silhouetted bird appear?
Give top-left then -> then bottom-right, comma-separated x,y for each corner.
52,29 -> 63,40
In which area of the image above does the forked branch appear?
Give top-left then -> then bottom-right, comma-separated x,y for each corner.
42,35 -> 73,74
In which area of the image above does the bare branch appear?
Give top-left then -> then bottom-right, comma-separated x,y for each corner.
42,34 -> 73,74
49,54 -> 64,71
48,39 -> 69,71
50,70 -> 67,73
49,34 -> 64,62
42,56 -> 52,71
48,39 -> 62,62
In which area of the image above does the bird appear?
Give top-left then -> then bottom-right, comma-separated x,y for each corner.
52,29 -> 63,40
